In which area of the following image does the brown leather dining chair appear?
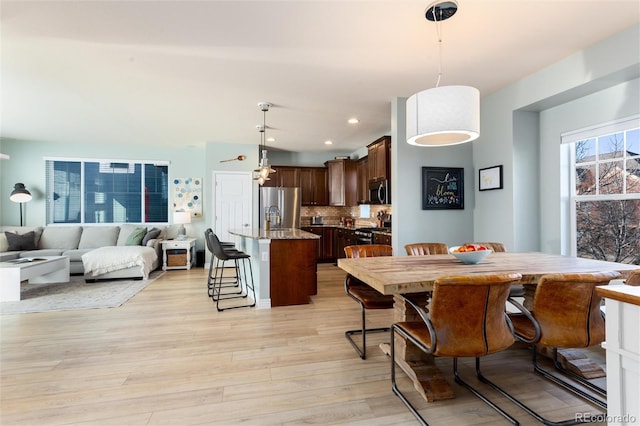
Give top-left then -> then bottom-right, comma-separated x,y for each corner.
464,241 -> 506,252
481,271 -> 621,426
404,242 -> 449,255
465,241 -> 525,297
625,269 -> 640,285
391,273 -> 523,425
343,244 -> 394,359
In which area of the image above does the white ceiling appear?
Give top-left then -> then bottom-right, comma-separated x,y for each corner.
2,1 -> 639,153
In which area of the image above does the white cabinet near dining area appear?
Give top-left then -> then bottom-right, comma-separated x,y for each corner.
596,284 -> 640,426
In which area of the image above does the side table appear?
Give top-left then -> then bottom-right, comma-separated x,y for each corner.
161,238 -> 196,271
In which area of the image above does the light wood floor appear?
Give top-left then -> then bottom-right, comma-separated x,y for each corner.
1,264 -> 606,425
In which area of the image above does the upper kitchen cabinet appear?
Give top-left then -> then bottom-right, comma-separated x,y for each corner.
262,166 -> 299,187
356,156 -> 370,204
326,159 -> 357,206
299,167 -> 328,206
367,136 -> 391,182
279,167 -> 300,187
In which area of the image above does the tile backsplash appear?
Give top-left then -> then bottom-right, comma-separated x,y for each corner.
301,205 -> 391,228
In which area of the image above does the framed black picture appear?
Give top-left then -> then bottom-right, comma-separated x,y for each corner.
479,165 -> 503,191
422,167 -> 464,210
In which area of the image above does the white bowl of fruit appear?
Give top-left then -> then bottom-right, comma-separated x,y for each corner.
449,244 -> 493,264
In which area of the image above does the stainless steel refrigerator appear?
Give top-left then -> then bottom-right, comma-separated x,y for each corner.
259,187 -> 301,229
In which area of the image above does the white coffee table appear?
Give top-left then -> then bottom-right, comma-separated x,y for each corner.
0,256 -> 70,301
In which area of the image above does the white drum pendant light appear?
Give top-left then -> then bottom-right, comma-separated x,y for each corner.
407,1 -> 480,147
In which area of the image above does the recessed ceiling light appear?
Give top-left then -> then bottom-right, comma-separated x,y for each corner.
324,140 -> 333,145
348,118 -> 359,124
266,137 -> 275,142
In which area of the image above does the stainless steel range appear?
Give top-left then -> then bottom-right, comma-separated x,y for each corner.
354,227 -> 391,245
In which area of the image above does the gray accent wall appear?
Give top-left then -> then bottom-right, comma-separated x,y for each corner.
391,97 -> 475,254
472,24 -> 639,254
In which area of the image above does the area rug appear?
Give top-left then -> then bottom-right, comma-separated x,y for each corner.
0,271 -> 164,314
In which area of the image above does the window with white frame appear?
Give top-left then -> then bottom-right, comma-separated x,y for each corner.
565,115 -> 640,264
45,158 -> 169,224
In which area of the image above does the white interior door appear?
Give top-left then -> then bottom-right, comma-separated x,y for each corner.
212,171 -> 253,242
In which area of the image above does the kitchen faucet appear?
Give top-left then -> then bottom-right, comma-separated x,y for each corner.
267,205 -> 281,228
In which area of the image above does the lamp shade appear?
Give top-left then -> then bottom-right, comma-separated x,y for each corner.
173,211 -> 191,225
9,183 -> 32,203
406,85 -> 480,146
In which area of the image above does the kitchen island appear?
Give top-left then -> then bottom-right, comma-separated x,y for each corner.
228,228 -> 320,308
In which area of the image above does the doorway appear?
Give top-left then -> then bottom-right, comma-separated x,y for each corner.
212,171 -> 253,242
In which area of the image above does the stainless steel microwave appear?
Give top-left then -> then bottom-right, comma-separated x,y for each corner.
369,180 -> 390,204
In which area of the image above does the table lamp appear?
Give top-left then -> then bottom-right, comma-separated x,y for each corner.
173,211 -> 191,240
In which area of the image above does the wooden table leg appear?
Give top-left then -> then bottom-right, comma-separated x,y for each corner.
382,292 -> 456,402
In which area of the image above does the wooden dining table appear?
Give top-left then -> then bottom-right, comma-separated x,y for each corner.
337,251 -> 639,402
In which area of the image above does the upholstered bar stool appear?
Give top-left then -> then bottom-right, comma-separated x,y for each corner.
343,244 -> 394,359
204,228 -> 241,298
204,228 -> 256,311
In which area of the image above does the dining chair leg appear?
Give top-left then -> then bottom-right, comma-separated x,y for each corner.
453,358 -> 519,426
390,325 -> 428,426
345,303 -> 389,360
475,355 -> 603,426
391,325 -> 519,426
533,348 -> 606,409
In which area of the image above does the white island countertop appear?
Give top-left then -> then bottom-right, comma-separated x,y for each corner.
229,228 -> 320,240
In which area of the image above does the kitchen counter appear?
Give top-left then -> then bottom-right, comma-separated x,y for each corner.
300,224 -> 392,235
229,228 -> 320,240
229,228 -> 319,308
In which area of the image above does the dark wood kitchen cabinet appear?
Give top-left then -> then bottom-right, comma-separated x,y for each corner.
262,166 -> 328,206
326,159 -> 357,206
335,227 -> 357,259
301,226 -> 335,262
367,136 -> 391,183
373,232 -> 391,245
279,167 -> 299,187
356,156 -> 370,204
299,167 -> 328,206
262,166 -> 298,187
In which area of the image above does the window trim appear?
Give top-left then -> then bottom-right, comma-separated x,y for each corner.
563,115 -> 640,257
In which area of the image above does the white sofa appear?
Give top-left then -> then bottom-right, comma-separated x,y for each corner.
0,224 -> 177,280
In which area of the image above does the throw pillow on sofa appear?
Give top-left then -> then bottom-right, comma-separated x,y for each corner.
0,226 -> 44,251
142,228 -> 162,246
125,227 -> 147,246
6,231 -> 37,251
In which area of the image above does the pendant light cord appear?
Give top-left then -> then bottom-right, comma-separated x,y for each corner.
262,108 -> 267,149
432,6 -> 443,88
